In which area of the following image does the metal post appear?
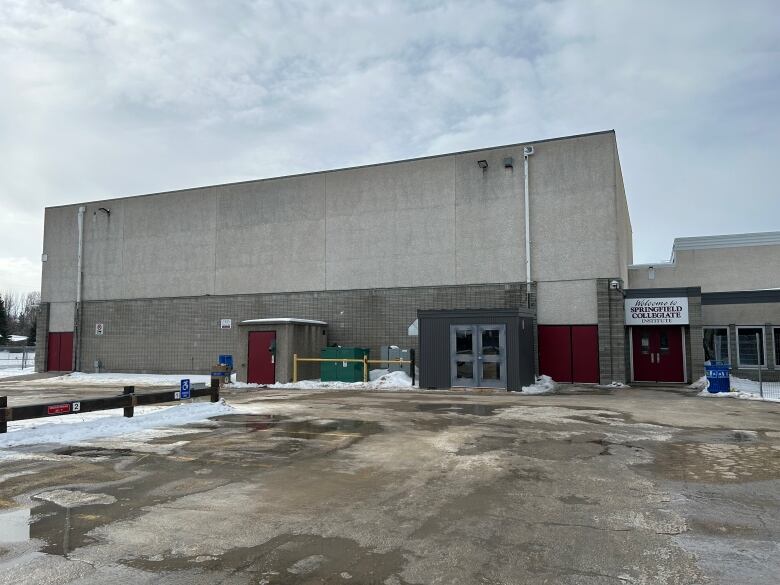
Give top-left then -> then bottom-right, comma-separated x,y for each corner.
756,332 -> 763,398
123,386 -> 134,418
363,354 -> 368,383
210,377 -> 220,403
0,396 -> 7,434
293,353 -> 298,383
410,349 -> 416,387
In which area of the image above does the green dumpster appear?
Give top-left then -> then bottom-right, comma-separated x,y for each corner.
320,347 -> 369,382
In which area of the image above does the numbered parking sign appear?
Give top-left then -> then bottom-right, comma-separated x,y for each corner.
180,379 -> 191,399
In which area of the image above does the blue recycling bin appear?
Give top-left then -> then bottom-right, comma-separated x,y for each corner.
704,362 -> 731,393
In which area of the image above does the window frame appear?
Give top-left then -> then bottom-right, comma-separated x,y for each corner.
773,326 -> 780,368
736,325 -> 767,369
702,326 -> 731,364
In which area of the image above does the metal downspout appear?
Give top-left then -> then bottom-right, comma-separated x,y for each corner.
75,206 -> 86,371
523,146 -> 534,302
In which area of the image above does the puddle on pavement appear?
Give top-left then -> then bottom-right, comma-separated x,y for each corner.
639,430 -> 780,483
123,533 -> 409,583
415,403 -> 499,416
211,415 -> 382,440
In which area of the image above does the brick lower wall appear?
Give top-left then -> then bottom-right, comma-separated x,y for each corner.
77,282 -> 535,374
596,278 -> 627,384
35,303 -> 50,372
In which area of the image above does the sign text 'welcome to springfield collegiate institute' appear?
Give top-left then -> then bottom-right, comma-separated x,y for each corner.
624,298 -> 690,325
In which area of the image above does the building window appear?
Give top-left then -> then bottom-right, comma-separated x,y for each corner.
774,327 -> 780,367
703,328 -> 729,363
736,326 -> 765,368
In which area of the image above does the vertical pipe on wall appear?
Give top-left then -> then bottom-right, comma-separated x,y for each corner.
523,146 -> 534,298
74,205 -> 86,371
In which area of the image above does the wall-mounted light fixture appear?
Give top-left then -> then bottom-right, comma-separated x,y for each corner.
98,207 -> 111,217
477,160 -> 488,169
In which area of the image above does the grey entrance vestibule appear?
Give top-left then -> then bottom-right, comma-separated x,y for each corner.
450,324 -> 507,388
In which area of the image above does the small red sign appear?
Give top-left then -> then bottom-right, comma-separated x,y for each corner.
47,404 -> 71,415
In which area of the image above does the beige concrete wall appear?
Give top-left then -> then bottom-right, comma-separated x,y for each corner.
536,280 -> 598,324
614,143 -> 633,284
629,244 -> 780,292
48,302 -> 75,332
42,131 -> 626,307
702,302 -> 780,325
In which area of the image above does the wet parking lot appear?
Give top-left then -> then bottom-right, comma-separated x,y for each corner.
0,387 -> 779,584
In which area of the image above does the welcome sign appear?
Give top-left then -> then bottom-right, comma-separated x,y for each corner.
624,297 -> 689,325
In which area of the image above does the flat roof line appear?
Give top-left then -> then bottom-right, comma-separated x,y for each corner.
46,129 -> 615,209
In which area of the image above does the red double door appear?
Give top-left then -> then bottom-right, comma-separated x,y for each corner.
47,332 -> 73,371
538,325 -> 599,383
247,331 -> 276,384
631,326 -> 684,382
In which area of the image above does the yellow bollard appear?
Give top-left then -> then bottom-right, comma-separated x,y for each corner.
293,354 -> 298,383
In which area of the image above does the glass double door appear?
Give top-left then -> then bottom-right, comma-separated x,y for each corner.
450,324 -> 507,388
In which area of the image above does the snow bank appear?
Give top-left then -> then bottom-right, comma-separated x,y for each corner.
226,369 -> 419,391
519,375 -> 557,395
598,381 -> 631,389
21,372 -> 212,386
271,369 -> 417,390
0,400 -> 234,448
0,367 -> 34,379
696,375 -> 780,403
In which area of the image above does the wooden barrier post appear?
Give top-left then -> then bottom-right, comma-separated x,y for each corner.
363,354 -> 368,383
0,396 -> 7,434
293,353 -> 298,383
123,386 -> 135,418
410,349 -> 416,387
210,377 -> 220,403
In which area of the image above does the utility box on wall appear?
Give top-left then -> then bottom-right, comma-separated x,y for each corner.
418,308 -> 535,391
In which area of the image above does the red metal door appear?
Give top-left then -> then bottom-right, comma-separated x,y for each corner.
538,326 -> 572,383
656,327 -> 684,382
247,331 -> 276,384
47,332 -> 73,372
47,333 -> 60,371
632,327 -> 684,382
571,325 -> 599,383
632,327 -> 656,381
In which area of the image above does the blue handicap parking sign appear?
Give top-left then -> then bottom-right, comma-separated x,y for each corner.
180,379 -> 191,399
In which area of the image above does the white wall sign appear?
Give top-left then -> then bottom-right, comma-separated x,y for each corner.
95,323 -> 104,335
220,319 -> 232,330
625,297 -> 689,325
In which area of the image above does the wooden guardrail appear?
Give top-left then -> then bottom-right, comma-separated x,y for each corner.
0,379 -> 220,434
293,351 -> 416,386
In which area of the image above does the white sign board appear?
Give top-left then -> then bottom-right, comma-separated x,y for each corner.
95,323 -> 104,335
220,319 -> 232,330
625,297 -> 689,325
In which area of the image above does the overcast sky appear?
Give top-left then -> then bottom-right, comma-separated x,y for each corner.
1,0 -> 778,293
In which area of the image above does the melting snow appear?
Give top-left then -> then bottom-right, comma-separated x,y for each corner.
697,375 -> 780,403
519,375 -> 557,395
34,489 -> 116,508
17,372 -> 213,387
0,400 -> 234,447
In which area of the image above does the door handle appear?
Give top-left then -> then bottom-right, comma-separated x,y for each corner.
657,352 -> 661,362
650,353 -> 654,364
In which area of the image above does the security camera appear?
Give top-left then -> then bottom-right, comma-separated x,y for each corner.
609,280 -> 621,290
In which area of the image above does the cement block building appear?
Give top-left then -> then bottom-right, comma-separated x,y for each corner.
36,130 -> 780,388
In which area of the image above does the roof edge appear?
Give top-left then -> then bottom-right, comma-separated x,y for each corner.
46,129 -> 616,209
